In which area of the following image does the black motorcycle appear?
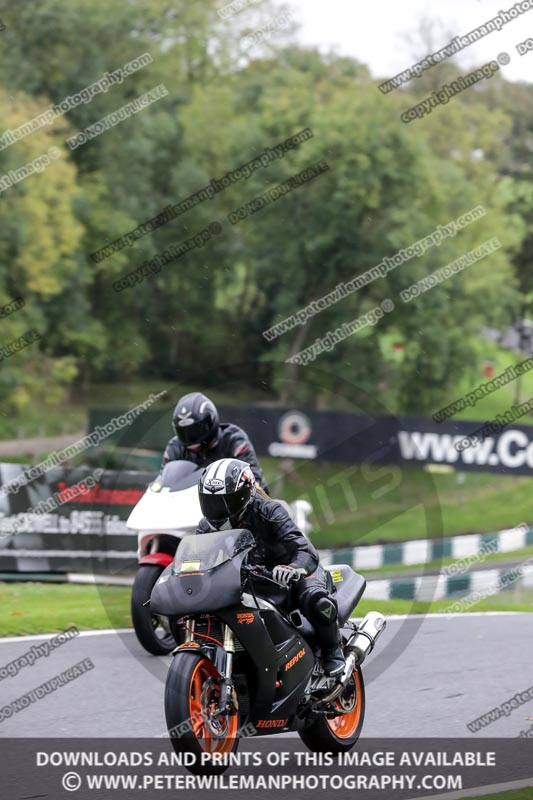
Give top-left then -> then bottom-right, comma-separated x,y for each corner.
150,528 -> 386,774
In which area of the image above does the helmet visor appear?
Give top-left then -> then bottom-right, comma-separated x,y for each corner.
199,487 -> 251,524
199,494 -> 230,524
175,418 -> 212,446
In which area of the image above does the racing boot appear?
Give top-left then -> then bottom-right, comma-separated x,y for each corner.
314,597 -> 345,677
321,641 -> 345,678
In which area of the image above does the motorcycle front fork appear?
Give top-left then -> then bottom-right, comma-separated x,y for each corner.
217,625 -> 237,715
184,619 -> 237,716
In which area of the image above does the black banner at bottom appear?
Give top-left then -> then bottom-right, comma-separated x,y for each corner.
2,738 -> 532,799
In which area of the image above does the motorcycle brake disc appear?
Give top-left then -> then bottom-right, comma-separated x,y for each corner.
337,676 -> 357,713
200,678 -> 237,738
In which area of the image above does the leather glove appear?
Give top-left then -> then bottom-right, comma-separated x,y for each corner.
272,564 -> 306,586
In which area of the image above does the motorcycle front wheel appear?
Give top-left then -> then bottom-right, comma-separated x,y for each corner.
165,652 -> 239,775
299,665 -> 365,753
131,564 -> 176,655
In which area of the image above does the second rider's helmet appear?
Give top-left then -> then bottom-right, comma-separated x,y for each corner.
172,392 -> 219,450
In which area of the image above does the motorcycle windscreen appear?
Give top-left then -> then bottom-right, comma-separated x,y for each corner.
174,528 -> 255,572
150,528 -> 256,616
157,460 -> 202,491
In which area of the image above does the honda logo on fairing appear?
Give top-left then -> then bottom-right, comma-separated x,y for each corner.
256,719 -> 287,728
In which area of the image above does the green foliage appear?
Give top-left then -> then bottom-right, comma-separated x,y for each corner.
0,0 -> 528,416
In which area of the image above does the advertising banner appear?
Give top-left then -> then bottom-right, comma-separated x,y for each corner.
0,465 -> 151,574
90,405 -> 533,475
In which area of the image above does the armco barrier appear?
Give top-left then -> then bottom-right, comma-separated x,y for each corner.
0,464 -> 148,574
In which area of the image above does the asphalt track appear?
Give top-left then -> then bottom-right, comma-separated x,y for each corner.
1,613 -> 531,739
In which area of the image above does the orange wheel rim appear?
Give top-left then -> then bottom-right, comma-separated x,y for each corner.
325,668 -> 363,739
189,658 -> 238,754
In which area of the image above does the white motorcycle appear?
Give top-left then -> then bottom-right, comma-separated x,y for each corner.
127,461 -> 202,654
127,460 -> 313,655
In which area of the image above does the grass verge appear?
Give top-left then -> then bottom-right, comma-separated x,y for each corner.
0,582 -> 131,636
0,582 -> 530,637
266,460 -> 533,548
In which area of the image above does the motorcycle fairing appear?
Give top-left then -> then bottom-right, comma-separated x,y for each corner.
325,564 -> 366,624
217,606 -> 314,729
151,528 -> 256,616
126,484 -> 201,532
150,557 -> 245,616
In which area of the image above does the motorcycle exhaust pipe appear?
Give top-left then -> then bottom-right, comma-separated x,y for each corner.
345,611 -> 387,667
319,612 -> 387,704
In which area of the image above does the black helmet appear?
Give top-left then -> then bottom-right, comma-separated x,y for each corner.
198,458 -> 256,530
172,392 -> 219,449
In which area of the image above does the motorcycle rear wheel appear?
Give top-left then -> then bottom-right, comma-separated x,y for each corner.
299,665 -> 365,753
165,652 -> 239,775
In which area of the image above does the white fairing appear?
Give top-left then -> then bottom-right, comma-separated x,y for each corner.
126,484 -> 201,532
127,472 -> 315,560
127,484 -> 202,558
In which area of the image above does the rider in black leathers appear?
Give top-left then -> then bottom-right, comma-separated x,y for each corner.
197,458 -> 345,677
162,391 -> 269,493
